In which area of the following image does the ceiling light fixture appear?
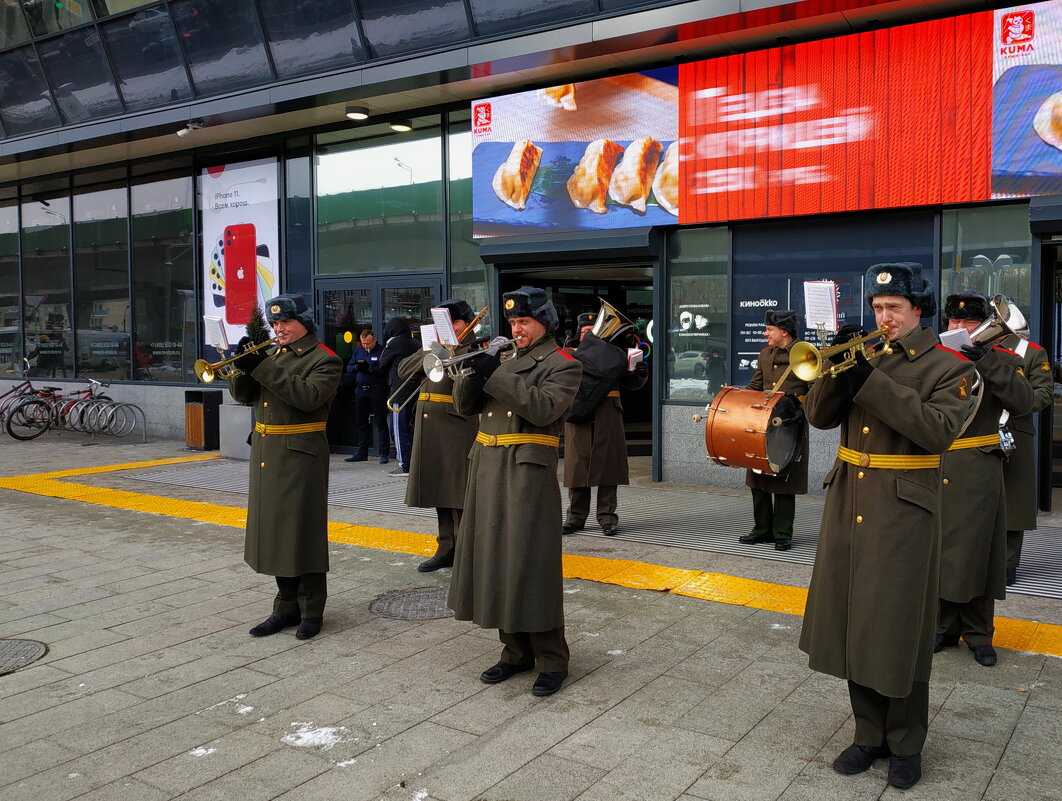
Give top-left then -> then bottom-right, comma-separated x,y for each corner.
177,119 -> 204,137
345,106 -> 370,121
388,118 -> 413,133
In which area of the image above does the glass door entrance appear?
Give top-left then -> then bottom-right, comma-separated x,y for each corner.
317,277 -> 442,453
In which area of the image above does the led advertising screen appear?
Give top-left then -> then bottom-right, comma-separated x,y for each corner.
471,1 -> 1062,236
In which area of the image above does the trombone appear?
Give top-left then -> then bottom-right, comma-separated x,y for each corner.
194,337 -> 279,383
788,326 -> 892,382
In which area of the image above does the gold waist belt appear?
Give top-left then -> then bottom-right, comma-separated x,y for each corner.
476,432 -> 560,448
948,434 -> 1001,451
254,421 -> 327,436
607,390 -> 620,398
837,446 -> 940,469
418,392 -> 454,403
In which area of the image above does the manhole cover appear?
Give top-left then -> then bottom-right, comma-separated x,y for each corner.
369,586 -> 454,621
0,639 -> 48,675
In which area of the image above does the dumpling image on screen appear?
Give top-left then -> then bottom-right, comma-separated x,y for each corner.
653,141 -> 679,217
609,137 -> 664,213
567,139 -> 624,214
492,140 -> 543,210
539,84 -> 577,111
1033,91 -> 1062,151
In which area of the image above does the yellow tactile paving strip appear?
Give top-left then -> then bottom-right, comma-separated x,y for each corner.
1,455 -> 1060,658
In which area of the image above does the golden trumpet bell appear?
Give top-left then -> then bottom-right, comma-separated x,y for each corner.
789,326 -> 891,382
194,337 -> 279,383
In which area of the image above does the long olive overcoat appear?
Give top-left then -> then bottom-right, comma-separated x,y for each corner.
940,346 -> 1033,603
999,334 -> 1053,531
798,326 -> 974,697
744,342 -> 810,494
228,334 -> 342,577
448,336 -> 582,632
397,349 -> 479,509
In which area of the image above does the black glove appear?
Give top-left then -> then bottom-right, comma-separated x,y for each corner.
635,361 -> 648,378
234,336 -> 266,374
960,342 -> 987,362
846,349 -> 873,395
466,350 -> 501,380
829,324 -> 866,365
355,360 -> 369,373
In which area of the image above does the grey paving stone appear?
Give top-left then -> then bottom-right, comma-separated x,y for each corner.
776,759 -> 889,801
174,748 -> 333,801
478,752 -> 605,801
0,661 -> 73,696
1005,703 -> 1062,758
59,777 -> 171,801
0,737 -> 78,788
133,727 -> 282,795
930,681 -> 1027,746
737,699 -> 849,762
0,687 -> 144,743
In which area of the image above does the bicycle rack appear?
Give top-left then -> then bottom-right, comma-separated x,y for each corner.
85,402 -> 148,445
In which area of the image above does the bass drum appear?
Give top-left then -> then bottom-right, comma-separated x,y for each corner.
703,386 -> 803,476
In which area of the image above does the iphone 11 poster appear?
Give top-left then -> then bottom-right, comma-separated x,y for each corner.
200,158 -> 279,349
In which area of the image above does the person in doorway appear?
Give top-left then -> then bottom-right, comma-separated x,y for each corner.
345,328 -> 389,463
738,309 -> 810,551
800,263 -> 975,790
379,316 -> 419,477
228,293 -> 342,640
449,287 -> 581,697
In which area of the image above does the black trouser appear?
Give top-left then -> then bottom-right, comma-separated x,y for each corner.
499,627 -> 570,673
938,595 -> 995,646
750,488 -> 795,542
435,507 -> 461,561
566,485 -> 618,527
847,680 -> 929,757
1006,529 -> 1024,571
354,386 -> 389,457
273,573 -> 327,620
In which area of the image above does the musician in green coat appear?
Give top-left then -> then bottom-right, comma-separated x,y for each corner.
228,294 -> 342,641
800,263 -> 974,790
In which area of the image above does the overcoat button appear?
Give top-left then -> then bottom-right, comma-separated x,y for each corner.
862,426 -> 870,434
856,515 -> 863,523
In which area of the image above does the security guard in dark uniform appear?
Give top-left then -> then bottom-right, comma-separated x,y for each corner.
937,291 -> 1033,667
397,298 -> 480,572
229,294 -> 342,640
738,309 -> 810,551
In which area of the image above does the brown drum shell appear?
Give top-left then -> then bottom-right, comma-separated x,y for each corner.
703,386 -> 799,476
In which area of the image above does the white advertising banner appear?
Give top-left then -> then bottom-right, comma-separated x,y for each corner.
199,158 -> 279,348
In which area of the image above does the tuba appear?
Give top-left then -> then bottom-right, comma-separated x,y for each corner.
589,299 -> 636,344
968,294 -> 1026,346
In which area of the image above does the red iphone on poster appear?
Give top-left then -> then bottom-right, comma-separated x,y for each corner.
223,223 -> 257,325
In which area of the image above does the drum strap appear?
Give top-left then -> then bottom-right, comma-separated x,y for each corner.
836,446 -> 941,469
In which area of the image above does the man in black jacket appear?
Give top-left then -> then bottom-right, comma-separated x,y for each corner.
379,316 -> 420,476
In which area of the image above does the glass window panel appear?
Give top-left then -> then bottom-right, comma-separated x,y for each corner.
447,114 -> 492,337
22,194 -> 73,379
0,201 -> 20,375
37,28 -> 124,123
171,0 -> 273,96
600,0 -> 663,8
317,120 -> 444,274
0,46 -> 62,136
89,0 -> 158,16
1,0 -> 31,48
73,185 -> 130,380
20,0 -> 94,37
940,204 -> 1033,313
257,0 -> 364,78
468,0 -> 595,36
357,0 -> 469,58
285,154 -> 312,298
131,174 -> 195,382
102,9 -> 192,110
666,227 -> 728,401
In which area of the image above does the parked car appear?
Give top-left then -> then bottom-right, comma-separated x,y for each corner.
672,350 -> 708,378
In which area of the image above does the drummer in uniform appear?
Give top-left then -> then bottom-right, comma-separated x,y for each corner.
737,309 -> 810,551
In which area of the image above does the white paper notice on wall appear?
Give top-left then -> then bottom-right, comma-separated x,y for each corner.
430,307 -> 460,347
803,281 -> 838,332
420,324 -> 439,351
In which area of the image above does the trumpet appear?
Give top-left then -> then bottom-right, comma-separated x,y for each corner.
194,337 -> 279,383
789,326 -> 892,382
422,337 -> 519,381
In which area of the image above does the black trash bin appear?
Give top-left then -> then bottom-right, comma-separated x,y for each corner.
184,390 -> 221,450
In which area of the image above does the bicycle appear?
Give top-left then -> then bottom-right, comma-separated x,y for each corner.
0,380 -> 37,424
6,379 -> 112,440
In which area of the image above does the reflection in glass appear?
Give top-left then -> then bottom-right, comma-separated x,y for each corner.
1,0 -> 31,48
468,0 -> 595,36
257,0 -> 365,77
667,227 -> 728,401
447,118 -> 491,337
357,0 -> 469,57
20,0 -> 94,37
285,154 -> 313,297
73,186 -> 130,380
940,205 -> 1032,313
171,0 -> 273,96
89,0 -> 158,16
37,29 -> 124,124
0,202 -> 20,374
382,286 -> 436,326
102,10 -> 193,110
0,46 -> 62,136
22,195 -> 73,379
131,176 -> 196,383
317,122 -> 444,274
321,287 -> 371,450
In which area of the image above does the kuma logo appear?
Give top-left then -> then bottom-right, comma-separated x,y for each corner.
1000,11 -> 1035,57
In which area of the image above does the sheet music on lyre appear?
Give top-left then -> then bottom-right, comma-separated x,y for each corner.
420,324 -> 439,352
430,308 -> 460,347
203,315 -> 229,353
803,281 -> 838,333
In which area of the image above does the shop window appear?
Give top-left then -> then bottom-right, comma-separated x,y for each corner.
0,201 -> 19,374
102,9 -> 193,110
356,0 -> 469,58
22,194 -> 73,379
941,204 -> 1033,314
666,227 -> 729,402
257,0 -> 365,78
1,0 -> 31,48
37,28 -> 125,124
285,153 -> 313,298
0,46 -> 62,136
19,0 -> 94,37
448,112 -> 491,336
316,118 -> 444,275
467,0 -> 596,36
73,184 -> 129,381
170,0 -> 273,96
88,0 -> 157,16
131,174 -> 195,383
